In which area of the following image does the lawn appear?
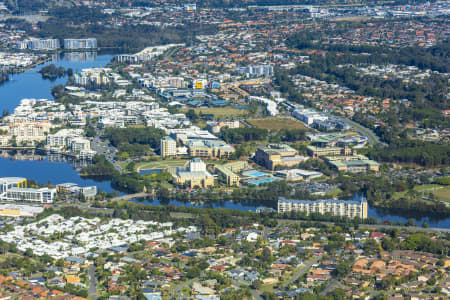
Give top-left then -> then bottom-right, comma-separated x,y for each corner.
392,184 -> 450,203
135,159 -> 189,171
247,117 -> 307,131
182,107 -> 249,118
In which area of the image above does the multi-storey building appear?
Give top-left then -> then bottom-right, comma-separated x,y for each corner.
0,177 -> 27,194
171,158 -> 214,188
187,139 -> 235,159
255,144 -> 308,170
64,38 -> 97,50
278,197 -> 368,219
160,136 -> 177,158
307,145 -> 352,158
0,177 -> 56,203
7,121 -> 51,145
324,155 -> 380,173
2,187 -> 56,203
16,39 -> 60,50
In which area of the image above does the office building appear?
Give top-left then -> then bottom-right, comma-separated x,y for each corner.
206,120 -> 239,134
0,177 -> 27,194
255,144 -> 308,170
2,187 -> 56,204
278,197 -> 368,219
171,158 -> 214,188
324,155 -> 380,173
160,136 -> 177,158
64,38 -> 97,50
187,139 -> 235,159
57,183 -> 97,199
307,145 -> 351,158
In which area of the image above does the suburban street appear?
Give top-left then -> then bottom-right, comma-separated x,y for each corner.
91,134 -> 123,174
88,264 -> 98,299
283,256 -> 321,288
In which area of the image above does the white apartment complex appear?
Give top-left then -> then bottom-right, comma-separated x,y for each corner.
277,197 -> 368,219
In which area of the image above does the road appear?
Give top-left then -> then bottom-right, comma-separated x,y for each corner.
88,265 -> 97,299
340,117 -> 386,146
283,256 -> 321,288
91,134 -> 123,174
321,279 -> 344,295
172,273 -> 204,300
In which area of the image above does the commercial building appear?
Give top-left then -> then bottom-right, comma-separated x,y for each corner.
324,155 -> 380,173
206,120 -> 239,134
307,145 -> 352,158
275,169 -> 323,181
293,108 -> 328,126
278,197 -> 368,219
214,161 -> 248,187
1,187 -> 56,204
0,177 -> 27,194
57,183 -> 97,199
255,144 -> 308,170
160,136 -> 177,158
64,38 -> 97,50
187,139 -> 235,159
171,158 -> 214,188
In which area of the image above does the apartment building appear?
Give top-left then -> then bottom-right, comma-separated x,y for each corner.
278,197 -> 368,219
255,144 -> 308,170
160,136 -> 177,158
7,121 -> 51,144
17,39 -> 60,50
64,38 -> 97,50
47,129 -> 85,148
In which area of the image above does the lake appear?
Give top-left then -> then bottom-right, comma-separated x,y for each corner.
0,52 -> 449,228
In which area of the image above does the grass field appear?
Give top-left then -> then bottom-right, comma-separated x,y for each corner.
392,184 -> 450,203
247,117 -> 307,131
135,159 -> 189,171
181,107 -> 249,118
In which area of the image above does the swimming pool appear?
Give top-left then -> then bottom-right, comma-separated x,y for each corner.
245,171 -> 270,177
248,177 -> 281,186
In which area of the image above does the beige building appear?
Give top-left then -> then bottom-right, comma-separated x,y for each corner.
187,139 -> 235,159
255,144 -> 308,170
6,121 -> 51,145
307,145 -> 352,158
214,161 -> 249,187
160,136 -> 177,158
171,158 -> 214,188
278,197 -> 368,219
324,155 -> 380,173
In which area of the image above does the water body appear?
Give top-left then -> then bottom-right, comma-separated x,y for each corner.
0,154 -> 115,193
2,52 -> 112,113
0,52 -> 116,192
0,52 -> 449,228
